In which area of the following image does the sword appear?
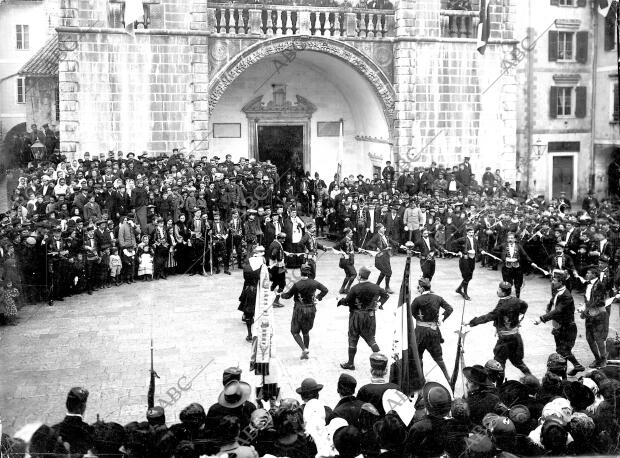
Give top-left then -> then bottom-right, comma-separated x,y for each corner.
480,250 -> 501,262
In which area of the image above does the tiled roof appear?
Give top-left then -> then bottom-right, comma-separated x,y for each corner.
19,34 -> 58,77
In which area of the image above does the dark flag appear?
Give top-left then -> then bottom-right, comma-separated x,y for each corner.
477,0 -> 491,55
390,244 -> 424,395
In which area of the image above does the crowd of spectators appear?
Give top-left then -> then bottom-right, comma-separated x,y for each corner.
0,146 -> 619,325
2,351 -> 620,457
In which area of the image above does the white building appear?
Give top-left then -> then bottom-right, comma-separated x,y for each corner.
0,0 -> 58,163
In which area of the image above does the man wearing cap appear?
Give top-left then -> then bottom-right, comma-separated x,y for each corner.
51,387 -> 94,455
535,273 -> 585,375
547,242 -> 577,284
83,225 -> 100,294
356,353 -> 399,416
327,374 -> 364,424
455,226 -> 478,300
227,208 -> 245,269
411,277 -> 453,384
467,281 -> 532,376
404,381 -> 452,456
281,264 -> 328,359
267,232 -> 287,308
338,266 -> 389,370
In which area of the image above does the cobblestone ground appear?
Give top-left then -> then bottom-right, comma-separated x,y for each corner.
1,251 -> 618,434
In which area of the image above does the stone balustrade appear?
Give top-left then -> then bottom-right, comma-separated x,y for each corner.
439,9 -> 479,39
208,5 -> 395,38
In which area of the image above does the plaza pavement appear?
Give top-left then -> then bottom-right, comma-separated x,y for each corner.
1,250 -> 618,434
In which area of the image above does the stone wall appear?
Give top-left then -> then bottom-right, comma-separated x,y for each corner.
394,0 -> 518,180
58,31 -> 192,156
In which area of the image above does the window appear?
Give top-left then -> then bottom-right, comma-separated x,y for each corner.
550,86 -> 587,118
558,0 -> 574,5
612,82 -> 619,122
16,25 -> 29,50
556,87 -> 573,117
557,32 -> 575,61
16,77 -> 25,104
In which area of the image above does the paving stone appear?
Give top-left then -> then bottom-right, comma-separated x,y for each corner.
0,254 -> 615,434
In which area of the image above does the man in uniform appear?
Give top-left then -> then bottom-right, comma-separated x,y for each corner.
268,232 -> 287,308
356,353 -> 399,415
455,226 -> 477,300
411,278 -> 454,384
281,264 -> 329,359
467,281 -> 532,376
534,273 -> 585,375
338,266 -> 390,370
415,228 -> 441,281
499,231 -> 539,298
299,223 -> 327,279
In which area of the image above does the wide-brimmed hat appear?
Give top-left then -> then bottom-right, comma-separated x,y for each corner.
295,377 -> 323,395
218,380 -> 251,408
463,365 -> 492,386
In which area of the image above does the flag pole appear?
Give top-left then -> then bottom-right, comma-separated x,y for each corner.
147,299 -> 159,409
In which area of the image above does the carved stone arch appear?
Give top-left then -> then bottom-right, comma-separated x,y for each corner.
208,36 -> 395,130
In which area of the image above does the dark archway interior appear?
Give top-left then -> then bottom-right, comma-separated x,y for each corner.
258,124 -> 303,176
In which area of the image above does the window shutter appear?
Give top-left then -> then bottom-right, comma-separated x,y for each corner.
576,31 -> 588,63
605,14 -> 616,51
577,0 -> 586,6
549,31 -> 558,61
550,86 -> 558,118
550,0 -> 559,5
614,84 -> 619,122
575,86 -> 587,118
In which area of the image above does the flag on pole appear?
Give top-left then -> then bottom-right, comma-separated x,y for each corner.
598,0 -> 614,17
476,0 -> 491,55
124,0 -> 144,34
251,265 -> 275,376
390,250 -> 424,395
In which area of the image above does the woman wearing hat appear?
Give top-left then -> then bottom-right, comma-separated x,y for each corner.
238,245 -> 265,342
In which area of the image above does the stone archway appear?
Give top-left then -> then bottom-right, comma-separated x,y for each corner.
208,36 -> 395,130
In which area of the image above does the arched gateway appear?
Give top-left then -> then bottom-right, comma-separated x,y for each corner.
208,36 -> 396,180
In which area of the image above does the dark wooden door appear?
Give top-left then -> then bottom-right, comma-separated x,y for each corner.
552,156 -> 573,200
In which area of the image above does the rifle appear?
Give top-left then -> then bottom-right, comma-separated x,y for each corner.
209,235 -> 214,276
449,297 -> 468,393
147,336 -> 159,409
202,230 -> 208,276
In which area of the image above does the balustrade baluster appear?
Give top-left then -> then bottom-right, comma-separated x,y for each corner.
274,9 -> 282,35
334,13 -> 342,37
284,10 -> 292,35
266,9 -> 274,35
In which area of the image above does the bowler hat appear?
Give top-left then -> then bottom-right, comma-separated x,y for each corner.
296,378 -> 323,395
218,380 -> 251,408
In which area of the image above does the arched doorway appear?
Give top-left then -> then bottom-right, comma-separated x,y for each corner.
2,122 -> 27,167
208,37 -> 395,181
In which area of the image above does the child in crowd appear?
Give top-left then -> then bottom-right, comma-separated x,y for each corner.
99,248 -> 111,288
0,280 -> 20,325
109,247 -> 122,286
122,247 -> 136,284
138,245 -> 154,281
435,223 -> 446,257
